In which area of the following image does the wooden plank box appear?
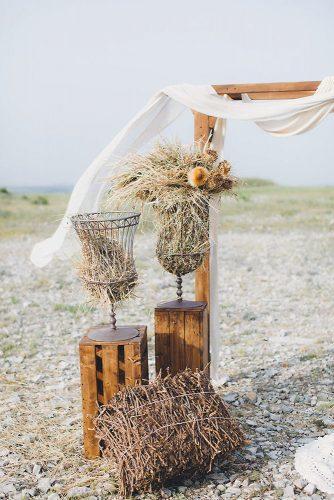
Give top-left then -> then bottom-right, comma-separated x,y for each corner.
155,301 -> 209,377
79,325 -> 148,459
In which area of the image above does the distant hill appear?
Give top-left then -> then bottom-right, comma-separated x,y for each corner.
242,177 -> 276,187
6,185 -> 73,194
3,178 -> 276,195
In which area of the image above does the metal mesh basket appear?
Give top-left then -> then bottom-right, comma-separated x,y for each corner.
71,211 -> 140,341
155,206 -> 209,304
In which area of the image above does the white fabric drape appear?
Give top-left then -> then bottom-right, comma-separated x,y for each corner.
31,77 -> 334,380
208,114 -> 227,380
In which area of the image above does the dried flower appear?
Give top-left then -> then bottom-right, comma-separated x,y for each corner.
221,160 -> 231,176
187,166 -> 209,188
205,149 -> 218,161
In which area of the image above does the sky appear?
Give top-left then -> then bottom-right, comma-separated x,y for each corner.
1,0 -> 334,187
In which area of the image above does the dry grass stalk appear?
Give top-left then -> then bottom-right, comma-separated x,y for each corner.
76,231 -> 137,305
155,198 -> 210,275
107,141 -> 237,212
95,369 -> 245,497
106,140 -> 238,276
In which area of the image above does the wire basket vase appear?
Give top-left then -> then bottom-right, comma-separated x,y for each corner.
155,205 -> 210,307
71,211 -> 140,342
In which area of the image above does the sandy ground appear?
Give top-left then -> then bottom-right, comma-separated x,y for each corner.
0,189 -> 334,499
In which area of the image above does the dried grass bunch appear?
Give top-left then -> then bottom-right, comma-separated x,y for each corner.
78,233 -> 137,305
107,141 -> 237,276
155,199 -> 210,275
95,369 -> 245,497
71,212 -> 139,307
108,141 -> 236,208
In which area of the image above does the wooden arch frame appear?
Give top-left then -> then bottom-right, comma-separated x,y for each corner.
194,81 -> 321,365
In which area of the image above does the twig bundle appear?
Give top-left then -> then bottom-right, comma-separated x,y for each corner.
95,369 -> 245,497
106,141 -> 237,277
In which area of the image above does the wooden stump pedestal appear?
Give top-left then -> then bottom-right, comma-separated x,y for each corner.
79,325 -> 148,458
155,301 -> 209,376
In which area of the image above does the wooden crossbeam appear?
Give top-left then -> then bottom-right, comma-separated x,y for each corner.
213,81 -> 320,100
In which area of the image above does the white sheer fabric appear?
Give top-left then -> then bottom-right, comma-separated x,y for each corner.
31,77 -> 334,380
31,78 -> 334,268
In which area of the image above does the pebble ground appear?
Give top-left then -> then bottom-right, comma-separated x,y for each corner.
0,196 -> 333,499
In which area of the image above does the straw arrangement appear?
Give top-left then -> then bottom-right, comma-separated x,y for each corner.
78,233 -> 137,305
71,212 -> 140,307
107,142 -> 236,209
95,369 -> 245,497
106,141 -> 237,277
155,199 -> 209,275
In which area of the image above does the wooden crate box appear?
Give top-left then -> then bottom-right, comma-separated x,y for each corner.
79,325 -> 148,459
155,301 -> 209,376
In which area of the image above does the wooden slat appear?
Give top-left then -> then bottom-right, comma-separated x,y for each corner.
124,344 -> 132,386
208,115 -> 217,129
194,111 -> 212,311
141,347 -> 149,382
201,307 -> 209,370
194,112 -> 212,370
155,310 -> 171,376
132,343 -> 142,385
124,342 -> 142,387
184,311 -> 201,370
213,81 -> 320,95
169,310 -> 185,375
79,344 -> 100,459
195,253 -> 210,306
101,345 -> 119,404
193,112 -> 210,149
225,90 -> 314,101
139,328 -> 148,382
97,393 -> 104,404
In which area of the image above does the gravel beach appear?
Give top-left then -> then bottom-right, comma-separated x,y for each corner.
0,188 -> 333,499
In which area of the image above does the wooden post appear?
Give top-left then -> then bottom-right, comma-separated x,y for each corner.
194,112 -> 216,364
79,325 -> 148,459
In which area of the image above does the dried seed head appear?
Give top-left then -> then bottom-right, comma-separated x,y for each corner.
205,149 -> 218,161
221,161 -> 231,176
187,166 -> 209,188
207,172 -> 234,193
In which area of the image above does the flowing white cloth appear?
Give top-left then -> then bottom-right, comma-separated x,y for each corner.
207,113 -> 227,380
30,77 -> 334,379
